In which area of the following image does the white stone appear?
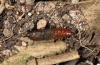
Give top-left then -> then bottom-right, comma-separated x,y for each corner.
69,10 -> 77,19
28,12 -> 32,16
37,19 -> 47,29
22,41 -> 27,47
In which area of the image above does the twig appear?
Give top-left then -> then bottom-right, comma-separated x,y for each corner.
77,22 -> 93,52
37,50 -> 79,65
17,41 -> 68,58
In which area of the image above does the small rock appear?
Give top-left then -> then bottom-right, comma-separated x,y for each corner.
26,0 -> 34,5
20,37 -> 33,45
69,10 -> 77,19
62,14 -> 71,21
49,17 -> 64,28
22,41 -> 27,47
20,0 -> 25,4
22,21 -> 34,32
37,19 -> 47,29
4,20 -> 12,29
3,28 -> 13,37
28,12 -> 32,16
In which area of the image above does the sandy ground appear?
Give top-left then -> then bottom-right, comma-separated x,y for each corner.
81,0 -> 100,32
0,0 -> 100,65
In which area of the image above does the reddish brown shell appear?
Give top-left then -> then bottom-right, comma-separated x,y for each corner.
27,28 -> 72,40
54,28 -> 72,39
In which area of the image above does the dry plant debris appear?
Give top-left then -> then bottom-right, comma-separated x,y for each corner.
37,50 -> 79,65
0,0 -> 100,65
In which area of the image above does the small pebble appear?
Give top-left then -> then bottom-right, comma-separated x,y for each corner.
20,0 -> 25,4
22,21 -> 34,32
22,41 -> 27,47
49,17 -> 63,28
28,12 -> 32,16
3,28 -> 13,37
37,19 -> 47,29
69,10 -> 77,19
4,20 -> 12,29
26,0 -> 34,5
20,37 -> 33,45
62,14 -> 71,21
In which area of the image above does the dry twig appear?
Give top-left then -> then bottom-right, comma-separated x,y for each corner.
16,41 -> 68,58
37,50 -> 79,65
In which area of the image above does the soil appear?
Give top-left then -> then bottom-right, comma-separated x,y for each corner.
0,0 -> 100,65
